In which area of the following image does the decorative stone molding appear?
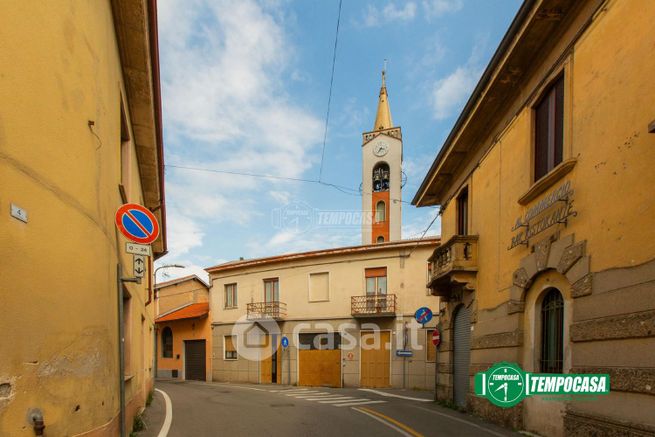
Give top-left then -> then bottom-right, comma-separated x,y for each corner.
570,366 -> 655,395
564,409 -> 655,437
570,310 -> 655,342
511,234 -> 590,305
557,241 -> 586,274
571,273 -> 593,298
469,396 -> 523,430
471,330 -> 523,350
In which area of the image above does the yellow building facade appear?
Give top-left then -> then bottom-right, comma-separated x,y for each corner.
155,276 -> 212,382
208,239 -> 440,390
414,0 -> 655,435
0,1 -> 166,435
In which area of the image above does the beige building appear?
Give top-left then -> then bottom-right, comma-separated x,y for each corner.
155,275 -> 212,382
208,239 -> 439,389
209,78 -> 441,389
0,1 -> 166,436
414,0 -> 655,435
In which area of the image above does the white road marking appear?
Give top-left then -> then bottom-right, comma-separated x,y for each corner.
286,391 -> 322,397
303,395 -> 348,400
317,397 -> 357,403
291,392 -> 333,398
352,407 -> 414,437
414,405 -> 508,437
155,388 -> 172,437
334,400 -> 386,407
221,385 -> 269,392
358,389 -> 432,402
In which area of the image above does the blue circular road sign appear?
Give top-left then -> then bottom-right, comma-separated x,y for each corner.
281,336 -> 289,348
415,307 -> 433,324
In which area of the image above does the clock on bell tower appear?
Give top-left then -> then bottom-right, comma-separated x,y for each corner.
361,69 -> 402,245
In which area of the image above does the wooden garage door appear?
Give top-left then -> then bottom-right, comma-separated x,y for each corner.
360,331 -> 390,388
184,340 -> 206,381
298,333 -> 341,387
260,335 -> 281,384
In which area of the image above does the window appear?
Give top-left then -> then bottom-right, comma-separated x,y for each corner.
365,267 -> 387,295
456,187 -> 468,236
224,335 -> 237,360
534,75 -> 564,181
426,329 -> 436,362
372,162 -> 390,192
376,236 -> 385,244
224,283 -> 237,308
375,201 -> 386,223
540,288 -> 564,373
309,272 -> 329,302
264,278 -> 279,302
162,326 -> 173,358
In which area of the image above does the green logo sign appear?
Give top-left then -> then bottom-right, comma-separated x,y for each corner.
474,362 -> 610,408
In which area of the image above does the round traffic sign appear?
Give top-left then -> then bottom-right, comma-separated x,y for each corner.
115,203 -> 160,244
281,336 -> 289,348
414,307 -> 433,325
432,329 -> 441,347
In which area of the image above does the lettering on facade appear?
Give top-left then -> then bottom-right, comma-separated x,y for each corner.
508,181 -> 577,250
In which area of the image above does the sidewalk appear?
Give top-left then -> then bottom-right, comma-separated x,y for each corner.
135,389 -> 167,437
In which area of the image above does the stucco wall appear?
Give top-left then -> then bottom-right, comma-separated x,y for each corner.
0,2 -> 156,435
157,316 -> 212,382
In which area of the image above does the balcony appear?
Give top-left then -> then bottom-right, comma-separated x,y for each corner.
246,301 -> 287,320
351,294 -> 397,317
428,235 -> 478,298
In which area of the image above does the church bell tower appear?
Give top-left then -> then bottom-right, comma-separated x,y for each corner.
361,70 -> 402,244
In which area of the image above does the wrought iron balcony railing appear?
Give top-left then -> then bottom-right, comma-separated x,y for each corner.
246,301 -> 287,320
428,235 -> 478,297
351,294 -> 397,317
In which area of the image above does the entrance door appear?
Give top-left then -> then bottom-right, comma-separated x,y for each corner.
360,331 -> 390,388
260,335 -> 280,384
184,340 -> 206,381
298,333 -> 341,387
453,306 -> 471,407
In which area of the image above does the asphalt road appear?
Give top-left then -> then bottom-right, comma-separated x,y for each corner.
143,381 -> 519,437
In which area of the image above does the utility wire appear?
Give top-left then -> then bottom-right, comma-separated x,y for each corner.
318,0 -> 343,183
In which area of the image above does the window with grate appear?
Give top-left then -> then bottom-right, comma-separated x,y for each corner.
162,326 -> 173,358
540,288 -> 564,373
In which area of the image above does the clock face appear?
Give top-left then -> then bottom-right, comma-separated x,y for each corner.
373,141 -> 389,157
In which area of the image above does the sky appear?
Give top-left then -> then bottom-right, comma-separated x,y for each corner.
155,0 -> 522,283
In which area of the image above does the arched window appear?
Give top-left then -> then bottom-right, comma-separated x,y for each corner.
375,201 -> 386,222
540,288 -> 563,373
372,163 -> 390,192
162,327 -> 173,358
376,236 -> 385,243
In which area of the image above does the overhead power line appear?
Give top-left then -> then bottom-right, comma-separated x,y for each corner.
318,0 -> 343,183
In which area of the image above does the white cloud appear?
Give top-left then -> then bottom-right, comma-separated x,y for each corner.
248,229 -> 359,257
402,209 -> 441,240
363,2 -> 417,27
157,0 -> 323,263
431,65 -> 481,120
422,0 -> 463,18
269,190 -> 292,204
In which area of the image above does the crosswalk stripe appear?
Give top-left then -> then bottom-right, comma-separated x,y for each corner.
302,395 -> 345,400
334,400 -> 386,407
317,397 -> 356,403
294,392 -> 330,398
286,391 -> 322,397
278,389 -> 309,394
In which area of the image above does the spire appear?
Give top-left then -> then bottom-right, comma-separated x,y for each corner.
373,63 -> 393,131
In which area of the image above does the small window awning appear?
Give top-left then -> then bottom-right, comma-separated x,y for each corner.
155,302 -> 209,323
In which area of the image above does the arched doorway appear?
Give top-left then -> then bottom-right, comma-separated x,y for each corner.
453,305 -> 471,407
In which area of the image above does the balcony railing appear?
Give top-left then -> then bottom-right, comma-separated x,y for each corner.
351,294 -> 397,317
428,235 -> 478,297
246,301 -> 287,320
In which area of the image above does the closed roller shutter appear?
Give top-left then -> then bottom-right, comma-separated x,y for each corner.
184,340 -> 206,381
453,306 -> 470,407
